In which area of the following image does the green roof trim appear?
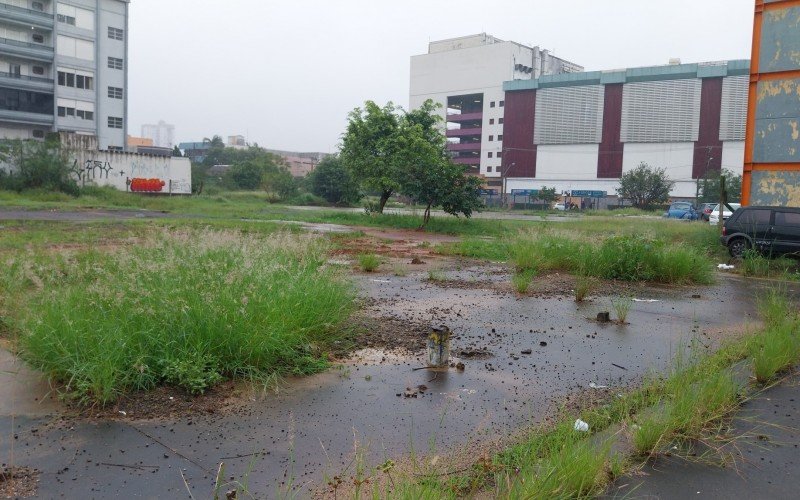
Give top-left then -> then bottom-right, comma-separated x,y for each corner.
503,60 -> 751,92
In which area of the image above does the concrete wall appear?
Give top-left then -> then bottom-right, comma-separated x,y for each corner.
70,149 -> 191,193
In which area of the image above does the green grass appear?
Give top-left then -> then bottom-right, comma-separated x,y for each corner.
574,275 -> 594,302
611,296 -> 633,324
1,228 -> 355,404
512,269 -> 536,294
357,253 -> 381,272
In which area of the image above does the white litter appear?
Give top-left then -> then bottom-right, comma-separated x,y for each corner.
633,299 -> 660,303
371,279 -> 391,283
718,264 -> 735,270
118,411 -> 127,416
574,419 -> 590,432
589,382 -> 608,389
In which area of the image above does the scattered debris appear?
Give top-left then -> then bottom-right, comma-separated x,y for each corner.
458,348 -> 493,359
588,382 -> 608,389
691,294 -> 702,299
596,312 -> 611,323
633,299 -> 660,303
521,349 -> 533,355
718,264 -> 735,270
574,419 -> 590,432
0,466 -> 39,498
611,363 -> 628,371
539,341 -> 548,347
371,279 -> 391,284
410,257 -> 425,265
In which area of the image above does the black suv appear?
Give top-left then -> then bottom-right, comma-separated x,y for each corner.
720,206 -> 800,258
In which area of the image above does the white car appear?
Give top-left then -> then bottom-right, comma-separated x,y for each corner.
553,203 -> 567,211
708,203 -> 741,226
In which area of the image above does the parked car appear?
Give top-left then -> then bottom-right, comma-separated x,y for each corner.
708,203 -> 741,226
553,202 -> 567,211
699,202 -> 717,221
720,206 -> 800,258
664,202 -> 699,220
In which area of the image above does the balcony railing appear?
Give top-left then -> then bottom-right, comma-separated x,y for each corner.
447,112 -> 483,122
0,2 -> 51,18
446,128 -> 482,138
0,37 -> 53,51
447,143 -> 482,152
0,71 -> 52,83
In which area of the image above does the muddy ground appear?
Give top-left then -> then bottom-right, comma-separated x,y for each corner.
0,224 -> 784,498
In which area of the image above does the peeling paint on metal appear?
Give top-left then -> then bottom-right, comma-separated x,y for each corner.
759,6 -> 800,73
751,171 -> 800,207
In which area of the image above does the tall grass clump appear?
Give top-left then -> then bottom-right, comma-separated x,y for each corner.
512,269 -> 536,294
6,229 -> 355,404
574,275 -> 594,302
742,249 -> 771,277
611,296 -> 633,324
750,291 -> 800,383
357,253 -> 381,272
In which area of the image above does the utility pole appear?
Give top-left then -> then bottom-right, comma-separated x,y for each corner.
718,176 -> 727,232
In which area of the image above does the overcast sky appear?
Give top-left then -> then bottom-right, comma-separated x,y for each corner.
128,0 -> 754,153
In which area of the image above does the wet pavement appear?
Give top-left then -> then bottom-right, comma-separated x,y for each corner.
0,267 -> 772,498
607,372 -> 800,499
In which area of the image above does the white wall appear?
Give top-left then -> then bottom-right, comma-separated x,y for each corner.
71,150 -> 192,194
721,141 -> 745,174
622,142 -> 695,180
536,144 -> 599,180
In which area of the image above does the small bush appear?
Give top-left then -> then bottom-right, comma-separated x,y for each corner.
358,253 -> 381,272
742,249 -> 771,277
512,269 -> 536,294
427,269 -> 447,282
574,275 -> 594,302
611,297 -> 633,324
0,139 -> 79,196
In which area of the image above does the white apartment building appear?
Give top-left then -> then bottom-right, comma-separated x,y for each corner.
0,0 -> 129,150
141,120 -> 174,148
409,33 -> 582,176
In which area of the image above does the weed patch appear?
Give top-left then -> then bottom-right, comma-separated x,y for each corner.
358,253 -> 381,272
3,229 -> 355,404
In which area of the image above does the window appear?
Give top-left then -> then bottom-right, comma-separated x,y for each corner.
499,118 -> 504,124
9,64 -> 21,77
739,209 -> 772,225
488,152 -> 493,158
489,119 -> 495,125
108,116 -> 123,129
108,146 -> 124,152
57,98 -> 94,121
57,68 -> 94,90
108,57 -> 123,70
490,102 -> 496,108
487,166 -> 493,173
57,14 -> 76,26
32,66 -> 44,76
775,211 -> 800,226
489,135 -> 494,141
499,100 -> 505,107
32,129 -> 45,139
498,134 -> 504,141
497,152 -> 502,158
57,3 -> 94,30
32,2 -> 45,11
57,35 -> 95,61
108,86 -> 123,99
108,27 -> 124,41
32,33 -> 44,44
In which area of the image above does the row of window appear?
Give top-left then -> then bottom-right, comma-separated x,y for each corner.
57,69 -> 94,90
57,105 -> 94,120
487,152 -> 503,159
488,118 -> 504,125
108,57 -> 124,70
489,100 -> 505,108
486,166 -> 503,173
488,134 -> 504,141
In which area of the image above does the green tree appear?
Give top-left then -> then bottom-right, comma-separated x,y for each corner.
537,186 -> 558,204
698,169 -> 742,203
340,101 -> 402,213
172,146 -> 183,157
226,159 -> 267,190
397,109 -> 482,228
263,167 -> 297,199
617,162 -> 674,209
0,138 -> 79,196
308,156 -> 361,205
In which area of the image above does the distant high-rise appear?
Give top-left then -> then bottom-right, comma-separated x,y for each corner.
0,0 -> 130,150
141,120 -> 174,148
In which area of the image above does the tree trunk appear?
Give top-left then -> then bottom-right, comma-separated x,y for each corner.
378,190 -> 392,213
420,203 -> 432,229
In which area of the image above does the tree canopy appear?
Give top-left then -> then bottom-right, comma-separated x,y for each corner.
308,156 -> 361,206
617,162 -> 674,209
698,169 -> 742,204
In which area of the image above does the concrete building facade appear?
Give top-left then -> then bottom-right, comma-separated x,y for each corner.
500,60 -> 750,200
0,0 -> 129,150
410,33 -> 583,177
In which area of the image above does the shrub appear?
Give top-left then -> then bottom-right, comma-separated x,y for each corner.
512,269 -> 536,294
574,275 -> 594,302
308,156 -> 362,206
611,296 -> 633,324
358,253 -> 381,272
742,249 -> 770,277
0,139 -> 79,196
8,230 -> 355,404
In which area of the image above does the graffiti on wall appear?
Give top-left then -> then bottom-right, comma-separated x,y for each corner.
71,159 -> 114,182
